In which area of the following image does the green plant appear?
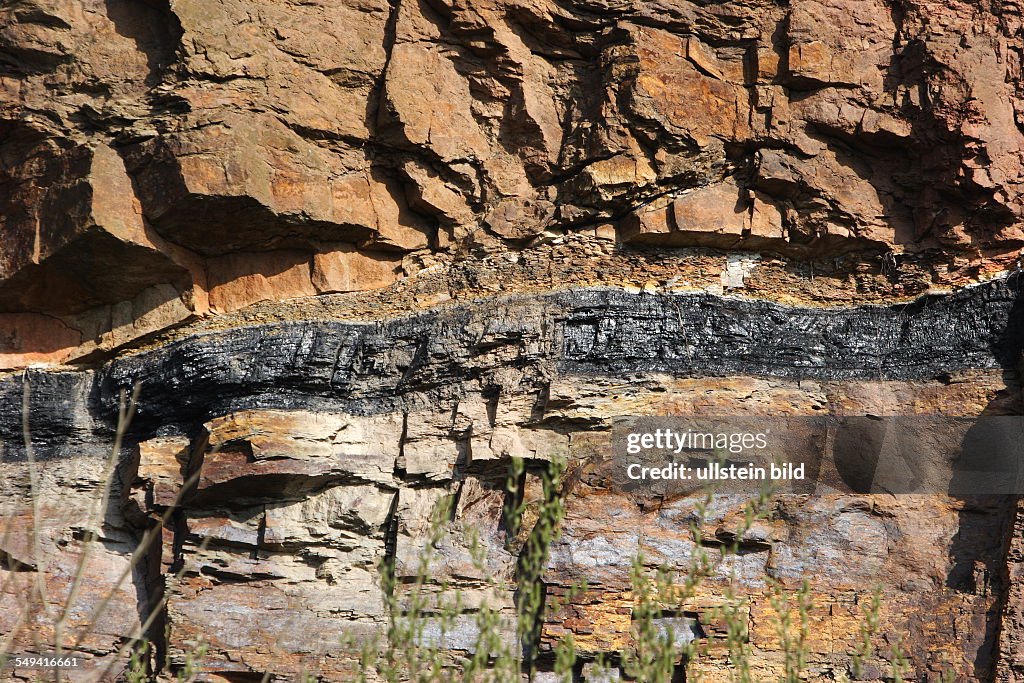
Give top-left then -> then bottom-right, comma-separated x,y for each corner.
621,556 -> 678,682
719,585 -> 752,683
176,641 -> 209,683
553,632 -> 576,680
125,640 -> 151,683
888,635 -> 910,683
1,386 -> 921,683
347,456 -> 571,682
851,584 -> 882,679
376,494 -> 462,683
506,456 -> 568,675
618,474 -> 777,683
768,578 -> 811,683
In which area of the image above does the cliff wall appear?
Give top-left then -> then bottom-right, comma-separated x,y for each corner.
4,0 -> 1024,680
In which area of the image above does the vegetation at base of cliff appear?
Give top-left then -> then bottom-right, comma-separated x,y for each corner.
0,382 -> 959,682
337,454 -> 948,683
0,382 -> 214,682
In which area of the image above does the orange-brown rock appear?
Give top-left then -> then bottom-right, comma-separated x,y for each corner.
4,0 -> 1024,362
5,1 -> 1024,681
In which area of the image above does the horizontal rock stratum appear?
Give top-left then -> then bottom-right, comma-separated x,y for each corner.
2,280 -> 1024,681
4,0 -> 1024,368
4,0 -> 1024,681
0,279 -> 1022,444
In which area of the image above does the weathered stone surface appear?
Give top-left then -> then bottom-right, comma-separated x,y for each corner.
0,142 -> 179,306
0,279 -> 1021,680
4,0 -> 1024,363
311,246 -> 402,295
121,435 -> 193,525
205,250 -> 314,314
1000,498 -> 1024,681
622,179 -> 790,251
6,0 -> 1024,680
0,454 -> 143,680
196,410 -> 402,494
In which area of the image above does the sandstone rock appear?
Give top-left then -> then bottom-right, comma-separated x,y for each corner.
126,118 -> 432,256
401,160 -> 476,231
485,197 -> 556,241
785,0 -> 894,90
400,410 -> 462,481
263,485 -> 395,545
621,179 -> 785,251
198,410 -> 403,496
0,456 -> 143,677
618,201 -> 673,242
0,141 -> 192,315
207,250 -> 316,314
122,435 -> 193,524
169,0 -> 389,141
5,1 -> 1024,680
0,313 -> 84,369
999,498 -> 1024,681
311,246 -> 402,295
670,180 -> 749,248
382,42 -> 489,163
625,25 -> 752,149
165,575 -> 372,679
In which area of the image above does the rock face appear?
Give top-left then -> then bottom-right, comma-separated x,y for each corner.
4,0 -> 1024,681
4,0 -> 1024,366
2,284 -> 1024,681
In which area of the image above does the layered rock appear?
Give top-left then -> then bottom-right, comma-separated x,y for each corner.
4,0 -> 1024,367
1,282 -> 1023,680
5,0 -> 1024,681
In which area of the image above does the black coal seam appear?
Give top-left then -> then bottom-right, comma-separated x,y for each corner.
1,277 -> 1022,454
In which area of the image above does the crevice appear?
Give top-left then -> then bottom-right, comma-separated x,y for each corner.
0,548 -> 36,572
370,0 -> 403,137
510,458 -> 567,677
253,512 -> 267,561
396,411 -> 410,479
382,486 -> 402,582
141,516 -> 168,675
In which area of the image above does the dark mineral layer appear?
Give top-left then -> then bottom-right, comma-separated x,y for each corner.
2,278 -> 1021,458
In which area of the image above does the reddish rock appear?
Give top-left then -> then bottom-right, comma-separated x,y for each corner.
3,1 -> 1024,681
207,250 -> 316,314
311,246 -> 401,295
